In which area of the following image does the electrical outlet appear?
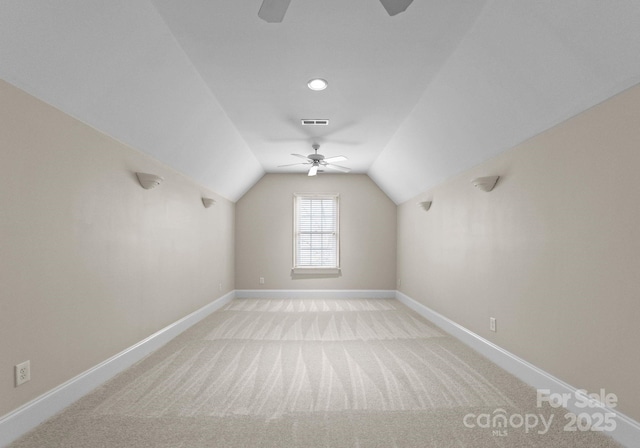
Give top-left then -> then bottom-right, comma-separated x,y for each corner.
15,361 -> 30,386
489,317 -> 497,332
218,283 -> 222,291
259,277 -> 265,285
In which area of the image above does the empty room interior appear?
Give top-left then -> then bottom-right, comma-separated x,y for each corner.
1,1 -> 639,447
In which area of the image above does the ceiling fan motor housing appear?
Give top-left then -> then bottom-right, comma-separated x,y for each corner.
309,144 -> 323,162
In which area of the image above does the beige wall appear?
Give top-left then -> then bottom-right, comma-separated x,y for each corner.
0,80 -> 235,417
235,174 -> 396,290
397,83 -> 640,421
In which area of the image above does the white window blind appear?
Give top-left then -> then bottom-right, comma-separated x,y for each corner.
294,194 -> 339,269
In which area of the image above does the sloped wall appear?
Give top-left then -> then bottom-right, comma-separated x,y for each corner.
0,80 -> 234,417
397,83 -> 640,421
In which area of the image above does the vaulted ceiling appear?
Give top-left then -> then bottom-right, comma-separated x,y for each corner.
2,1 -> 640,203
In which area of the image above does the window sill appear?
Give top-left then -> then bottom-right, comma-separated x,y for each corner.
291,267 -> 341,275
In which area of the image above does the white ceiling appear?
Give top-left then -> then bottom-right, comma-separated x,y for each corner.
2,1 -> 640,202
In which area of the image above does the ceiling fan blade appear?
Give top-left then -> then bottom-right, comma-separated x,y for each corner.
323,155 -> 347,163
379,0 -> 413,16
277,162 -> 309,167
324,163 -> 351,173
291,153 -> 312,161
308,165 -> 319,176
258,0 -> 291,23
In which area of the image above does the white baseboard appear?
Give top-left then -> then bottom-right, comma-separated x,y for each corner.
235,289 -> 396,300
0,291 -> 234,448
395,291 -> 640,448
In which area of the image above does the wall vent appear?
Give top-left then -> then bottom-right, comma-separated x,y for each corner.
301,119 -> 329,126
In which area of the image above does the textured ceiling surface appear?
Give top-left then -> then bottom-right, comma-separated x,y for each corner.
2,1 -> 640,202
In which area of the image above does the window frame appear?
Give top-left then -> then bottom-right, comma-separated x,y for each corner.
292,193 -> 341,275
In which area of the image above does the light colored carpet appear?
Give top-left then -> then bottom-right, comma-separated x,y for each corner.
10,298 -> 622,447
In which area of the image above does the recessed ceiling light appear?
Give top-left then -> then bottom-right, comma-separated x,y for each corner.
307,78 -> 328,91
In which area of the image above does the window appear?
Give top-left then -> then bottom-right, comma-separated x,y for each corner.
293,194 -> 340,274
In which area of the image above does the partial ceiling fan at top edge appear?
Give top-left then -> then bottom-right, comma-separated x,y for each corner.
258,0 -> 413,23
379,0 -> 413,16
258,0 -> 291,23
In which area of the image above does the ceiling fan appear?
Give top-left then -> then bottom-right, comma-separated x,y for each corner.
278,144 -> 351,176
259,0 -> 413,23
